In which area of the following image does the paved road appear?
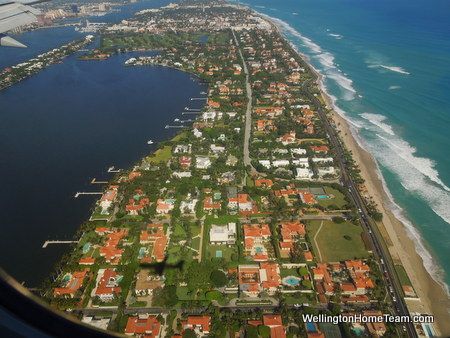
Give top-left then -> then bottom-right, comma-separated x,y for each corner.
232,29 -> 257,182
302,83 -> 417,338
313,221 -> 324,262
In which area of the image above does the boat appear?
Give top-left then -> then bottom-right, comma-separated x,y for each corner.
147,140 -> 154,145
174,118 -> 180,122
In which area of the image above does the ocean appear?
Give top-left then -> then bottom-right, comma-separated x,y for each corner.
0,0 -> 206,286
233,0 -> 450,290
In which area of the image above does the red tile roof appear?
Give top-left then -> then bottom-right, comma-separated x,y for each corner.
185,316 -> 210,333
53,270 -> 88,297
125,316 -> 161,337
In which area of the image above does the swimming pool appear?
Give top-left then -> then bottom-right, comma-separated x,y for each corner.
82,242 -> 91,254
282,275 -> 301,286
306,322 -> 317,333
138,247 -> 146,259
316,195 -> 330,200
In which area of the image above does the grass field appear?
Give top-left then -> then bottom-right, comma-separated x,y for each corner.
146,145 -> 172,163
395,265 -> 412,286
204,214 -> 239,226
317,187 -> 348,209
205,244 -> 237,261
307,220 -> 369,262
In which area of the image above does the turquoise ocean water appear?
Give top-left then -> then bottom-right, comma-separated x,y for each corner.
234,0 -> 450,291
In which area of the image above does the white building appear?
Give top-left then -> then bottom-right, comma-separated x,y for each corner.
180,198 -> 198,214
202,111 -> 216,121
295,167 -> 314,180
312,157 -> 334,163
272,160 -> 290,168
292,158 -> 309,167
173,144 -> 191,154
209,223 -> 237,245
193,128 -> 203,138
318,166 -> 335,176
196,156 -> 211,169
291,148 -> 307,156
173,171 -> 192,178
210,144 -> 226,154
259,160 -> 271,169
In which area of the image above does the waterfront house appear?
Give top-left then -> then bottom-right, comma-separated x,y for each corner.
53,270 -> 88,298
94,269 -> 122,302
125,315 -> 161,338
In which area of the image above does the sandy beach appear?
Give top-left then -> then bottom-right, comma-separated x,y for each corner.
241,6 -> 450,334
321,93 -> 450,336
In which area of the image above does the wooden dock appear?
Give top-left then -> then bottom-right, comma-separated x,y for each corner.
91,178 -> 108,184
107,166 -> 121,173
74,192 -> 102,198
42,240 -> 78,248
165,125 -> 185,129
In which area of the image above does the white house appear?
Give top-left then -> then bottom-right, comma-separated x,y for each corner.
312,157 -> 334,163
173,171 -> 192,178
180,198 -> 198,214
295,167 -> 314,180
318,166 -> 335,176
272,160 -> 290,168
259,160 -> 271,169
292,158 -> 309,167
210,144 -> 226,154
291,148 -> 307,156
209,223 -> 237,245
196,156 -> 211,169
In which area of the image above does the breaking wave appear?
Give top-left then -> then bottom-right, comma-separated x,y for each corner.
379,65 -> 410,75
368,63 -> 410,75
389,85 -> 401,90
263,14 -> 357,100
360,113 -> 395,136
328,33 -> 343,39
251,7 -> 450,293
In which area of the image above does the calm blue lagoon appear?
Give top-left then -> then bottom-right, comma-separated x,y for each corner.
0,35 -> 206,286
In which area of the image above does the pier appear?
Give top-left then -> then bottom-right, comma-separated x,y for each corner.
74,192 -> 102,198
190,97 -> 207,101
165,125 -> 185,129
42,240 -> 78,248
182,111 -> 202,115
107,166 -> 122,173
91,178 -> 108,184
184,107 -> 201,111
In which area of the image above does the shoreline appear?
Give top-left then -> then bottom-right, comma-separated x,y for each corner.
253,8 -> 450,336
324,91 -> 450,336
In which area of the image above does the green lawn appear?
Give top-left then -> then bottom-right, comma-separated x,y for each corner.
280,267 -> 301,278
176,286 -> 207,301
146,145 -> 172,163
395,265 -> 412,286
204,215 -> 239,226
307,220 -> 369,262
205,244 -> 237,261
283,292 -> 316,305
317,187 -> 348,209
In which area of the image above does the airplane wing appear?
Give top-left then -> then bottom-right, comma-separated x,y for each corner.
0,1 -> 42,47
